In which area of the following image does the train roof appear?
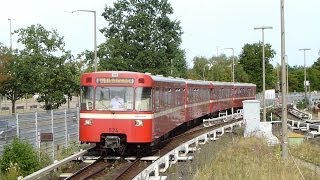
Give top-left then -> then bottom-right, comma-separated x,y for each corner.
151,74 -> 186,83
82,71 -> 256,87
233,82 -> 256,87
184,79 -> 212,86
211,81 -> 234,86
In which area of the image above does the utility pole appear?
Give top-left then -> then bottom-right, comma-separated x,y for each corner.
299,48 -> 311,100
224,48 -> 235,83
280,0 -> 288,159
254,26 -> 272,122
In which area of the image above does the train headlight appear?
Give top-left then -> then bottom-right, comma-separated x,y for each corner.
84,119 -> 93,126
135,120 -> 143,126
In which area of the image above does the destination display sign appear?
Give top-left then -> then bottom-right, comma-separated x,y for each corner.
96,78 -> 134,84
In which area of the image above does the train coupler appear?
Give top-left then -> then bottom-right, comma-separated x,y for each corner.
104,136 -> 121,150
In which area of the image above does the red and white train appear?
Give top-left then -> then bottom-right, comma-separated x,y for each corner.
79,71 -> 256,154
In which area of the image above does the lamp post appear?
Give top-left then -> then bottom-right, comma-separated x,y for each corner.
72,10 -> 97,72
254,26 -> 273,122
299,48 -> 311,100
202,63 -> 213,81
8,18 -> 14,50
224,48 -> 235,83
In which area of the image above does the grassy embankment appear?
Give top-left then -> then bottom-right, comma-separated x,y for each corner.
167,128 -> 320,180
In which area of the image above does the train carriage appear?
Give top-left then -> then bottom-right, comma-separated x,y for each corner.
185,80 -> 212,122
80,71 -> 187,154
233,82 -> 256,111
79,71 -> 256,155
211,81 -> 234,114
150,75 -> 186,141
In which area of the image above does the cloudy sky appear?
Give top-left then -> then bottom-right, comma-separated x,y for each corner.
0,0 -> 319,68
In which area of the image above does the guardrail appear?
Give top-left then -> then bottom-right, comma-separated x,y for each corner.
287,119 -> 320,138
203,111 -> 243,127
288,107 -> 312,121
133,120 -> 242,180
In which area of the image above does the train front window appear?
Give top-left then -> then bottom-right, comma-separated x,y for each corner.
135,87 -> 152,111
81,86 -> 94,110
95,87 -> 134,111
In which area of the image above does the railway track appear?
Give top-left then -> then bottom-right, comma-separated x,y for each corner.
22,114 -> 242,179
59,115 -> 242,179
66,156 -> 111,179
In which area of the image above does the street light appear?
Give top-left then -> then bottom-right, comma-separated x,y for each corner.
72,10 -> 97,72
224,48 -> 234,83
254,26 -> 273,122
299,48 -> 311,100
8,18 -> 14,50
202,63 -> 213,81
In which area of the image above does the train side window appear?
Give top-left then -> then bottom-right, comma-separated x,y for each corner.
80,86 -> 94,110
175,88 -> 181,105
214,88 -> 217,99
160,87 -> 164,109
135,87 -> 152,111
167,88 -> 171,107
195,88 -> 199,102
154,87 -> 160,111
221,88 -> 224,99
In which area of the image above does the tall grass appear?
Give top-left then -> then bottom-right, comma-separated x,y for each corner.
191,134 -> 319,180
290,141 -> 320,166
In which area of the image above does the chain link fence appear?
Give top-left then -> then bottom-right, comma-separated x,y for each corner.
0,108 -> 79,161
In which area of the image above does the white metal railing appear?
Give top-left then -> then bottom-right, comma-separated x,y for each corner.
288,106 -> 312,121
133,121 -> 243,180
203,111 -> 243,127
287,119 -> 320,138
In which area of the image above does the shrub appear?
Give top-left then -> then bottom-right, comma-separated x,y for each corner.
296,98 -> 309,109
0,138 -> 48,177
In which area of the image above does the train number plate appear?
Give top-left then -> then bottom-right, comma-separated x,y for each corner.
109,128 -> 118,133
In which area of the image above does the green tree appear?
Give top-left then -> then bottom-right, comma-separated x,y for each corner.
190,55 -> 250,82
234,63 -> 250,83
14,24 -> 79,110
289,65 -> 304,92
310,57 -> 320,91
239,42 -> 276,92
0,45 -> 28,114
312,57 -> 320,70
99,0 -> 187,77
208,55 -> 232,81
0,138 -> 49,177
192,56 -> 209,80
0,43 -> 11,83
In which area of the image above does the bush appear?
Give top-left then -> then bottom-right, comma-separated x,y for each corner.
0,138 -> 49,177
296,98 -> 309,109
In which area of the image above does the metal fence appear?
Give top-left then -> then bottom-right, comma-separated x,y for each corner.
0,108 -> 79,161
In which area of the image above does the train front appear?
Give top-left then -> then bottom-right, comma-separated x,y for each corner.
79,71 -> 153,154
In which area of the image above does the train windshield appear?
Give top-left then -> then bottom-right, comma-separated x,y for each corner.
95,87 -> 134,111
135,87 -> 152,111
81,86 -> 94,110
